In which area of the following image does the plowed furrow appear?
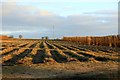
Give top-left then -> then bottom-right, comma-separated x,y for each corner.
29,43 -> 37,48
19,43 -> 28,48
1,47 -> 16,55
32,50 -> 46,63
3,49 -> 32,65
71,46 -> 88,51
1,49 -> 18,57
77,52 -> 110,62
63,51 -> 88,62
39,42 -> 44,48
45,42 -> 54,49
50,50 -> 68,63
53,44 -> 67,50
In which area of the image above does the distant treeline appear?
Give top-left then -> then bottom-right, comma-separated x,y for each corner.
0,35 -> 11,39
63,35 -> 120,47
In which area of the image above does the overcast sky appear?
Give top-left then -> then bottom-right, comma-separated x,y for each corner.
0,0 -> 119,39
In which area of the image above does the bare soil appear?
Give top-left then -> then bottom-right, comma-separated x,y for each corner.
1,39 -> 119,80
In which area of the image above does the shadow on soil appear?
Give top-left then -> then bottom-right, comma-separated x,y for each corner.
3,49 -> 32,65
32,50 -> 46,63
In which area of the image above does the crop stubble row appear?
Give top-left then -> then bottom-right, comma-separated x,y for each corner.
0,40 -> 119,65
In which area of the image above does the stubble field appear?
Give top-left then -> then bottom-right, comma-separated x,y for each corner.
0,39 -> 119,79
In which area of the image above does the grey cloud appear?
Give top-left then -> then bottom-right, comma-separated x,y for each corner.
84,10 -> 118,15
1,2 -> 118,38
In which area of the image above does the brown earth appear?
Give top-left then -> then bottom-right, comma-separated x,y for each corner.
1,39 -> 120,80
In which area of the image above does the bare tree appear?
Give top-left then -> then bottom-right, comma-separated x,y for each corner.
45,36 -> 48,40
19,35 -> 23,39
41,37 -> 44,40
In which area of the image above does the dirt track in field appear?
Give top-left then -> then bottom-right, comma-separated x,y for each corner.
0,39 -> 119,79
